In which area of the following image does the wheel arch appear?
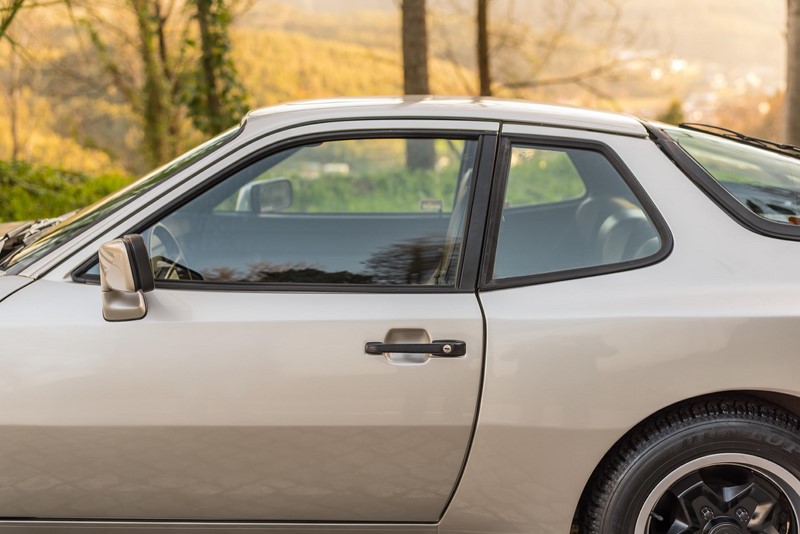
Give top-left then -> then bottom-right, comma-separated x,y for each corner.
570,388 -> 800,531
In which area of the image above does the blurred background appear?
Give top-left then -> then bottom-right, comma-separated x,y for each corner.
0,0 -> 789,221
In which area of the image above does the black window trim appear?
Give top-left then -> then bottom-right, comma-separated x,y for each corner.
479,134 -> 673,290
74,129 -> 499,294
644,120 -> 800,241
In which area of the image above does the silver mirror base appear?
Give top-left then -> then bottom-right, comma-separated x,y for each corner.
102,291 -> 147,322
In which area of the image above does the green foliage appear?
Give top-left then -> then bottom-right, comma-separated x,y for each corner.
288,167 -> 458,213
227,138 -> 466,214
77,0 -> 247,169
505,148 -> 586,207
0,160 -> 130,222
78,2 -> 183,169
182,0 -> 249,136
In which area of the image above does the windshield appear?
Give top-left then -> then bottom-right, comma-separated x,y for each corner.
663,125 -> 800,225
0,126 -> 241,275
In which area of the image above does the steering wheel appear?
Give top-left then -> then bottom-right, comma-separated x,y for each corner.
148,223 -> 188,280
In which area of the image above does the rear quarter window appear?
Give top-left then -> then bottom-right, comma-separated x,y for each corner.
491,142 -> 663,282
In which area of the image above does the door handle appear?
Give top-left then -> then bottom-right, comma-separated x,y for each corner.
365,339 -> 466,357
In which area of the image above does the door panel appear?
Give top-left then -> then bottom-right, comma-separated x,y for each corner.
0,129 -> 491,522
0,281 -> 482,521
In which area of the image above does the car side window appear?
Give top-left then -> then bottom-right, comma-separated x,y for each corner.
492,143 -> 662,280
143,136 -> 479,287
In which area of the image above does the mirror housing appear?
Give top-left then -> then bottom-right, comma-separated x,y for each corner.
99,234 -> 154,321
249,178 -> 293,213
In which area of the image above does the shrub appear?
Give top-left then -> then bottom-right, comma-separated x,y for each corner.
0,160 -> 131,222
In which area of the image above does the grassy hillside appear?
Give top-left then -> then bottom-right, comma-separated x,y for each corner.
0,0 -> 786,185
249,0 -> 785,90
234,29 -> 473,107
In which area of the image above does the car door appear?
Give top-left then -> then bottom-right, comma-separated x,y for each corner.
0,122 -> 497,523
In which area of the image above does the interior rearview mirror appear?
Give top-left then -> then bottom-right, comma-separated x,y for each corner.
99,234 -> 154,322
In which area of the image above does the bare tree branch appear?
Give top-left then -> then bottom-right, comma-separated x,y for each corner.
432,4 -> 476,94
529,0 -> 575,76
0,0 -> 26,42
575,80 -> 621,110
154,0 -> 174,85
79,16 -> 137,105
500,58 -> 624,90
441,35 -> 477,94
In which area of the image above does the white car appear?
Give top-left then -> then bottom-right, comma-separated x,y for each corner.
1,97 -> 800,534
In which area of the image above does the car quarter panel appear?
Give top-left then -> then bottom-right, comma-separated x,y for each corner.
441,126 -> 800,533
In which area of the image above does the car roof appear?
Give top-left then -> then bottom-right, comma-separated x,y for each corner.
245,96 -> 648,138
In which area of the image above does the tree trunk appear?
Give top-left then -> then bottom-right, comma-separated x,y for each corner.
2,0 -> 25,159
154,0 -> 181,156
477,0 -> 491,96
195,0 -> 223,134
402,0 -> 429,95
131,0 -> 170,167
401,0 -> 435,170
8,85 -> 19,161
787,0 -> 800,144
185,0 -> 248,136
6,51 -> 20,161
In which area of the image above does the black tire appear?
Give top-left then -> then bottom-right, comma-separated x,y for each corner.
583,397 -> 800,533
